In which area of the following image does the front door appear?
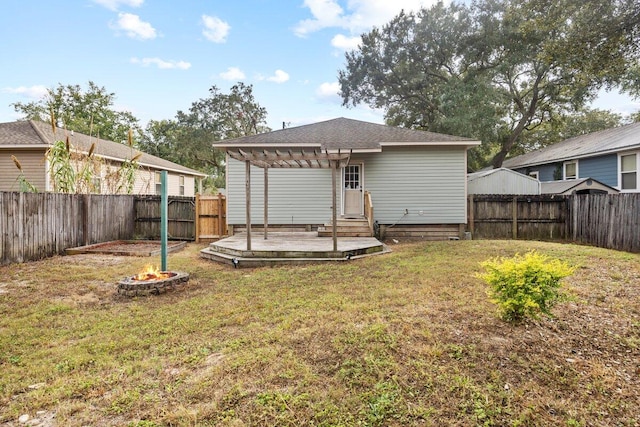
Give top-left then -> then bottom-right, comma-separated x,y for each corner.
343,164 -> 363,217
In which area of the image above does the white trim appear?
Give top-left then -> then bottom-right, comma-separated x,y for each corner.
214,142 -> 322,148
618,151 -> 639,192
528,171 -> 539,180
380,140 -> 481,147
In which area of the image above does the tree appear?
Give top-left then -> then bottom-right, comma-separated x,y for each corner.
12,81 -> 141,144
338,0 -> 640,169
139,83 -> 269,189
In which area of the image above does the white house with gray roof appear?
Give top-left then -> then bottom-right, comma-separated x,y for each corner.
502,122 -> 640,193
0,120 -> 207,196
214,117 -> 480,239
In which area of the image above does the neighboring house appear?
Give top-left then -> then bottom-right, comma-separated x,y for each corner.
0,120 -> 207,196
214,117 -> 480,238
502,122 -> 640,193
540,178 -> 619,195
467,168 -> 540,195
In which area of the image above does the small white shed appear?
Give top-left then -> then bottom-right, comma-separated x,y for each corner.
467,168 -> 541,195
540,178 -> 619,195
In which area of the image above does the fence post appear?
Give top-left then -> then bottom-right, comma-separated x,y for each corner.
468,195 -> 475,235
195,193 -> 201,243
572,195 -> 578,242
512,196 -> 518,239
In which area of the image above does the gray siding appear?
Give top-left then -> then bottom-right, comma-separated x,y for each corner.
357,146 -> 467,224
578,154 -> 618,187
227,158 -> 334,225
227,146 -> 468,226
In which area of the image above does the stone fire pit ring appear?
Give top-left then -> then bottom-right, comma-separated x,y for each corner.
117,271 -> 189,296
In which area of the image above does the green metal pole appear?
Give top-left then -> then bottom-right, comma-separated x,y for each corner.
161,170 -> 168,271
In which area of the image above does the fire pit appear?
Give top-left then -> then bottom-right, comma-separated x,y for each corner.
118,265 -> 189,296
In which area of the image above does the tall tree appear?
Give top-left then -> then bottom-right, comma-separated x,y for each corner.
12,81 -> 141,144
339,0 -> 640,169
139,83 -> 269,189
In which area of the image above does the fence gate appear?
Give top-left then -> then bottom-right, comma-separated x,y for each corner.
134,195 -> 196,240
195,193 -> 227,243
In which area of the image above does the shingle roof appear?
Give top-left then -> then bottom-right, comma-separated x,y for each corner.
0,120 -> 206,177
540,178 -> 618,194
502,122 -> 640,168
214,117 -> 479,150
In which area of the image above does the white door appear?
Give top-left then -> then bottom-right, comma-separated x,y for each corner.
343,164 -> 363,217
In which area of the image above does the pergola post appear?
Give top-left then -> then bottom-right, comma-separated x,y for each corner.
264,166 -> 269,240
245,160 -> 251,250
331,160 -> 338,252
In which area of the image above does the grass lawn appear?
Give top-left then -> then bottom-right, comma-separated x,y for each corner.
0,239 -> 638,426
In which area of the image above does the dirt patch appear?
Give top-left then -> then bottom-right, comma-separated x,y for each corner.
65,240 -> 186,256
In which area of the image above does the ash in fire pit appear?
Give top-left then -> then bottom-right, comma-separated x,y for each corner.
118,265 -> 189,296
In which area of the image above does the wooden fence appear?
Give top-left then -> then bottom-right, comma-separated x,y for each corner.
468,195 -> 569,240
134,195 -> 197,240
0,192 -> 135,265
571,193 -> 640,253
468,193 -> 640,253
1,192 -> 229,265
195,193 -> 227,243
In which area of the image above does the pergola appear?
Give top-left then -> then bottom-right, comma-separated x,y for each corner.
227,148 -> 351,252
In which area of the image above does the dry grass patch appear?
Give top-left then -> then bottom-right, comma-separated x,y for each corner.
0,240 -> 638,426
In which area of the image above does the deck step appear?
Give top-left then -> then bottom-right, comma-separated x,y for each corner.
320,217 -> 372,237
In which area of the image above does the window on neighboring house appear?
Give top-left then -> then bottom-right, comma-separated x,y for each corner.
564,161 -> 577,180
528,171 -> 539,180
620,153 -> 637,190
155,171 -> 162,195
179,175 -> 185,196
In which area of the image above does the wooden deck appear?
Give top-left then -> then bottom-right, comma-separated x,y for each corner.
199,232 -> 388,268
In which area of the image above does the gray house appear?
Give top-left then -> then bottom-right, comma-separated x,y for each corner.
0,120 -> 207,195
502,122 -> 640,193
214,118 -> 480,239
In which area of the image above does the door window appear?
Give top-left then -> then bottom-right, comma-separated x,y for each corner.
344,165 -> 360,189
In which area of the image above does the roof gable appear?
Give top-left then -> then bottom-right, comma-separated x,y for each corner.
0,120 -> 206,177
214,117 -> 479,150
503,122 -> 640,168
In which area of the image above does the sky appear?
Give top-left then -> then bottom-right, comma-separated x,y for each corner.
1,0 -> 639,133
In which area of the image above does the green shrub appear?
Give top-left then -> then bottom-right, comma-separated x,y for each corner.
477,250 -> 575,323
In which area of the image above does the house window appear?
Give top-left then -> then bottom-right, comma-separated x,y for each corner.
179,175 -> 185,196
155,171 -> 162,195
620,153 -> 637,190
564,161 -> 577,180
528,171 -> 539,180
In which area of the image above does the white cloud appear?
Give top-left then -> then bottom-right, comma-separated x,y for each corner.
202,15 -> 230,43
267,70 -> 290,83
130,57 -> 191,70
111,12 -> 157,40
92,0 -> 143,11
316,81 -> 341,100
2,85 -> 49,99
331,34 -> 361,50
295,0 -> 433,37
220,67 -> 246,81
